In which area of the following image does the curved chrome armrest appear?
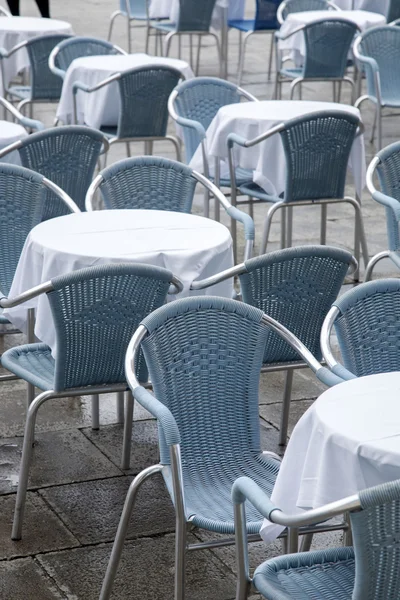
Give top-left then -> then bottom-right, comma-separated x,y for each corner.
276,24 -> 306,42
237,87 -> 258,102
367,156 -> 400,220
0,280 -> 53,309
48,46 -> 66,80
43,178 -> 80,214
227,122 -> 284,150
320,306 -> 355,381
72,72 -> 120,96
0,97 -> 44,134
85,174 -> 103,211
389,18 -> 400,26
190,263 -> 247,291
0,6 -> 11,16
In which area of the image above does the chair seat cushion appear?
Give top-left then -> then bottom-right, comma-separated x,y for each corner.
7,85 -> 31,101
228,19 -> 256,32
163,451 -> 280,535
1,343 -> 54,390
238,181 -> 281,202
150,20 -> 176,32
100,125 -> 118,137
280,67 -> 303,79
215,166 -> 253,188
253,547 -> 355,599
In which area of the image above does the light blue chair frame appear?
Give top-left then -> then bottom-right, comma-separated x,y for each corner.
0,95 -> 44,130
276,0 -> 340,23
108,0 -> 158,54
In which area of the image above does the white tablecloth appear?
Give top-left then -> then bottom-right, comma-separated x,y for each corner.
149,0 -> 245,29
260,372 -> 400,542
4,210 -> 233,355
0,121 -> 27,164
334,0 -> 389,15
278,10 -> 386,63
56,53 -> 193,128
0,17 -> 73,94
190,100 -> 366,197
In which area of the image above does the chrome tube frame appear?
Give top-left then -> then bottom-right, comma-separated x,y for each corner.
320,306 -> 340,370
0,280 -> 53,309
85,174 -> 104,211
42,177 -> 81,214
190,263 -> 247,291
72,72 -> 121,124
366,155 -> 380,195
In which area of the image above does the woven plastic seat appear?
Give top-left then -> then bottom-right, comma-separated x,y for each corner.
354,26 -> 400,150
275,18 -> 358,101
99,296 -> 345,600
232,477 -> 400,599
0,126 -> 108,220
2,34 -> 72,118
321,278 -> 400,381
2,343 -> 55,389
49,36 -> 126,82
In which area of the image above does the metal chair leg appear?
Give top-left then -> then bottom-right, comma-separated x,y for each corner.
364,250 -> 391,282
370,104 -> 378,144
234,502 -> 250,600
127,14 -> 132,53
26,383 -> 35,408
286,205 -> 293,248
121,390 -> 134,470
279,369 -> 293,446
91,395 -> 100,430
238,32 -> 250,86
267,31 -> 274,81
195,35 -> 202,76
320,204 -> 327,245
377,104 -> 382,150
99,464 -> 163,600
116,391 -> 124,424
300,532 -> 313,552
260,203 -> 283,254
12,390 -> 55,540
174,513 -> 187,600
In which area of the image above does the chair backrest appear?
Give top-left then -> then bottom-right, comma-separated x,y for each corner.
373,141 -> 400,251
18,126 -> 105,220
358,26 -> 400,102
52,36 -> 124,78
239,246 -> 353,363
139,296 -> 273,466
281,0 -> 334,20
116,66 -> 182,139
97,156 -> 197,212
350,479 -> 400,600
118,0 -> 147,18
388,0 -> 400,23
0,164 -> 45,296
302,19 -> 358,79
47,263 -> 174,391
177,0 -> 218,32
279,110 -> 359,202
25,34 -> 71,100
254,0 -> 280,30
332,279 -> 400,377
173,77 -> 243,162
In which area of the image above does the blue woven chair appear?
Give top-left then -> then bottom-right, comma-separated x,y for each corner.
0,34 -> 72,118
72,65 -> 183,162
354,26 -> 400,150
388,0 -> 400,23
148,0 -> 221,75
227,110 -> 369,276
321,278 -> 400,382
191,245 -> 356,444
0,126 -> 108,221
274,19 -> 358,101
277,0 -> 340,23
228,0 -> 280,85
0,163 -> 78,391
48,36 -> 126,83
0,262 -> 183,541
232,476 -> 400,599
364,142 -> 400,281
85,155 -> 256,261
108,0 -> 160,54
99,296 -> 344,600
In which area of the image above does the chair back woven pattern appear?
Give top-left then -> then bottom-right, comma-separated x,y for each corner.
254,0 -> 280,30
177,0 -> 217,32
26,34 -> 71,100
281,0 -> 333,19
358,27 -> 400,103
375,142 -> 400,251
0,165 -> 45,296
388,0 -> 400,24
333,279 -> 400,377
240,246 -> 352,363
280,111 -> 359,202
54,37 -> 123,75
350,479 -> 400,599
47,263 -> 173,391
99,156 -> 196,212
19,126 -> 104,219
117,66 -> 182,139
119,0 -> 147,17
302,20 -> 358,79
174,78 -> 242,162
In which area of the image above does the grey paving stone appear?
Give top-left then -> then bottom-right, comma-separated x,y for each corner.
0,492 -> 79,559
259,399 -> 314,440
82,419 -> 159,474
0,557 -> 66,600
40,474 -> 175,544
38,534 -> 236,600
259,368 -> 326,406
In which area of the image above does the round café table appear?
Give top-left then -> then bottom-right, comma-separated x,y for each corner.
0,120 -> 27,164
0,16 -> 73,93
4,210 -> 233,357
260,372 -> 400,542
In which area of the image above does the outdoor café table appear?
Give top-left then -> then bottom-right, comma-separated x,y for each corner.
0,120 -> 27,164
278,10 -> 386,65
260,372 -> 400,542
55,53 -> 194,128
0,17 -> 73,94
3,210 -> 233,356
189,100 -> 366,199
334,0 -> 389,14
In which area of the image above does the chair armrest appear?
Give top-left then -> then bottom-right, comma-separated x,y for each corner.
390,18 -> 400,26
275,25 -> 305,42
0,280 -> 53,309
0,97 -> 44,131
316,366 -> 345,387
0,46 -> 7,58
227,133 -> 249,149
331,363 -> 357,381
354,52 -> 379,74
72,81 -> 92,95
133,385 -> 181,446
372,190 -> 400,221
174,115 -> 206,141
232,477 -> 281,521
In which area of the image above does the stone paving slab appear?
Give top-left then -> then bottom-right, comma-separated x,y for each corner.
40,474 -> 175,545
0,557 -> 66,600
38,534 -> 237,600
259,399 -> 315,441
0,492 -> 79,559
